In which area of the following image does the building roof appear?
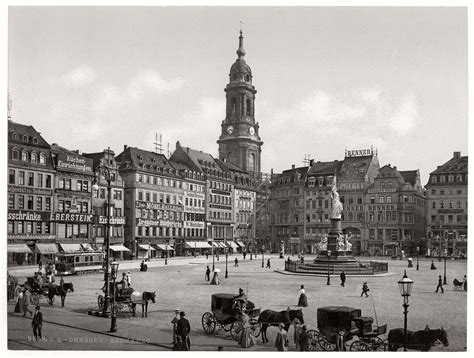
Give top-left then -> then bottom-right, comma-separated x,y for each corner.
116,146 -> 180,177
399,170 -> 419,187
8,120 -> 50,149
339,155 -> 374,179
430,152 -> 468,175
307,160 -> 343,176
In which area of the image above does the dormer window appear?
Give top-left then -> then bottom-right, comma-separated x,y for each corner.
23,135 -> 28,142
12,133 -> 18,140
32,137 -> 38,144
12,149 -> 19,160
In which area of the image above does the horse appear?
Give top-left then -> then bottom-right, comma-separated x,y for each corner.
387,325 -> 449,351
47,282 -> 74,307
258,307 -> 304,343
130,291 -> 156,318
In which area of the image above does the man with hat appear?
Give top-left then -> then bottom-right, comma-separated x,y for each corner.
233,288 -> 248,311
361,282 -> 370,297
171,309 -> 180,345
176,311 -> 191,350
32,305 -> 43,341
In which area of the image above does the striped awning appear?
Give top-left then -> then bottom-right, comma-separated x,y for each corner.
155,244 -> 174,251
185,241 -> 211,249
228,242 -> 239,249
138,244 -> 156,251
110,245 -> 130,252
8,244 -> 33,254
59,243 -> 83,253
236,241 -> 245,247
81,243 -> 94,251
35,243 -> 59,254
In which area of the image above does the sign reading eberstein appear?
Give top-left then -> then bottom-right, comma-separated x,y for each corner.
50,212 -> 93,223
57,153 -> 93,174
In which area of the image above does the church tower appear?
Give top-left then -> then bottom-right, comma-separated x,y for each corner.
217,30 -> 263,174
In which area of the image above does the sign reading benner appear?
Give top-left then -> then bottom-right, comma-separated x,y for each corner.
346,149 -> 373,157
57,153 -> 93,174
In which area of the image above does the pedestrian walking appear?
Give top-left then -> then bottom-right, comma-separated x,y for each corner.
297,284 -> 308,307
340,271 -> 346,287
243,252 -> 246,260
292,317 -> 303,351
266,259 -> 271,269
234,257 -> 239,267
206,252 -> 209,260
31,305 -> 43,341
361,282 -> 370,297
275,322 -> 289,351
463,274 -> 467,291
205,266 -> 211,281
171,309 -> 180,344
299,325 -> 310,351
435,275 -> 444,293
125,271 -> 132,287
176,311 -> 191,350
21,288 -> 33,316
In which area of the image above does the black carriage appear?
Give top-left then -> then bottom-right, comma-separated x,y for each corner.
307,306 -> 387,351
201,293 -> 261,341
98,282 -> 136,314
26,276 -> 52,305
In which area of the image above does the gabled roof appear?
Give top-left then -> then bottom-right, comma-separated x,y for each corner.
8,120 -> 50,149
308,160 -> 342,176
399,170 -> 418,187
339,155 -> 374,179
116,147 -> 180,177
430,153 -> 468,175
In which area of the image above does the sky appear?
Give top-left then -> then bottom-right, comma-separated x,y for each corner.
7,5 -> 468,185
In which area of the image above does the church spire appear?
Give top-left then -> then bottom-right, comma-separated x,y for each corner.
236,30 -> 246,59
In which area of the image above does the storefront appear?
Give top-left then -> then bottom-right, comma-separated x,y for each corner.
35,243 -> 59,266
184,240 -> 211,256
137,244 -> 156,260
110,244 -> 130,260
7,244 -> 33,265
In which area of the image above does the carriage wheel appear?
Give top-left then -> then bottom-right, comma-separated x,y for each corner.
31,293 -> 40,306
307,330 -> 324,351
98,295 -> 104,310
201,312 -> 216,334
370,337 -> 388,351
350,340 -> 370,351
250,321 -> 261,338
323,340 -> 337,351
230,321 -> 243,341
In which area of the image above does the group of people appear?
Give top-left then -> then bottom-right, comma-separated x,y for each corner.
171,310 -> 191,350
274,318 -> 311,351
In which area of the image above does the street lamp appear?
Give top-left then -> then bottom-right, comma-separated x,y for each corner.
207,223 -> 214,271
326,250 -> 331,285
398,270 -> 414,352
416,246 -> 420,271
225,247 -> 228,278
165,243 -> 168,265
443,249 -> 447,285
262,245 -> 265,268
92,166 -> 112,317
110,261 -> 119,332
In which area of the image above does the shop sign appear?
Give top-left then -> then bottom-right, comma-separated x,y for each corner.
367,188 -> 397,194
290,237 -> 300,243
185,191 -> 205,199
8,185 -> 53,196
50,212 -> 93,223
184,221 -> 205,228
136,219 -> 183,228
8,210 -> 50,222
346,149 -> 373,157
98,216 -> 126,225
57,153 -> 93,174
135,200 -> 182,211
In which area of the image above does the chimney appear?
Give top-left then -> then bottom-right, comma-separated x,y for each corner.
394,166 -> 397,171
309,159 -> 314,166
292,164 -> 295,169
124,145 -> 128,151
176,141 -> 180,148
454,151 -> 461,159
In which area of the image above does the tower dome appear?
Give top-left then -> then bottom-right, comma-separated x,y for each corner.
229,30 -> 252,82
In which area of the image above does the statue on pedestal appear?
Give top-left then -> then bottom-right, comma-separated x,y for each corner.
331,175 -> 343,219
318,235 -> 328,251
336,233 -> 345,251
344,234 -> 352,251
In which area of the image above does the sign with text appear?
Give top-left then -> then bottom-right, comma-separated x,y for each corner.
8,185 -> 53,196
97,216 -> 126,225
57,153 -> 93,174
346,149 -> 373,157
8,210 -> 50,222
136,218 -> 183,228
50,212 -> 93,223
135,200 -> 182,211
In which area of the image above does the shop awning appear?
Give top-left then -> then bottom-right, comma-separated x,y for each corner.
155,244 -> 174,251
8,244 -> 33,254
236,241 -> 245,247
35,243 -> 59,254
59,243 -> 83,253
138,244 -> 156,251
217,242 -> 227,248
110,245 -> 130,252
211,241 -> 220,248
185,241 -> 211,249
81,243 -> 94,251
228,242 -> 239,249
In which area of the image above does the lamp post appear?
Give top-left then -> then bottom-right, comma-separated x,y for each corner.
262,245 -> 265,268
398,270 -> 413,352
326,250 -> 331,285
225,247 -> 228,278
165,243 -> 168,265
416,246 -> 420,271
443,249 -> 447,285
92,166 -> 112,317
207,223 -> 214,271
110,261 -> 119,332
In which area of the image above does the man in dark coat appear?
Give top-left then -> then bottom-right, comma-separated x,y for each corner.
340,271 -> 346,287
176,311 -> 191,350
205,266 -> 211,281
435,275 -> 444,293
299,325 -> 310,351
32,305 -> 43,341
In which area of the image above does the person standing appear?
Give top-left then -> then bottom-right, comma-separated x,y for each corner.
205,266 -> 211,281
234,257 -> 239,267
176,311 -> 191,350
275,322 -> 289,351
32,305 -> 43,341
125,271 -> 132,287
22,288 -> 33,317
435,275 -> 444,293
340,271 -> 346,287
171,309 -> 180,344
238,303 -> 256,348
266,259 -> 271,269
292,317 -> 303,351
463,274 -> 467,291
361,282 -> 370,297
297,284 -> 308,307
299,325 -> 310,351
206,252 -> 209,260
243,252 -> 246,260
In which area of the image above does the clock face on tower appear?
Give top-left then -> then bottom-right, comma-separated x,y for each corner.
227,126 -> 234,134
248,126 -> 255,135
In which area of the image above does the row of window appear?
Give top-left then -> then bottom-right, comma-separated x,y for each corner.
430,173 -> 466,184
93,188 -> 123,200
184,213 -> 206,222
307,176 -> 334,188
430,189 -> 463,195
209,181 -> 233,192
57,200 -> 89,214
431,200 -> 466,209
306,199 -> 330,209
430,214 -> 467,223
236,200 -> 254,210
209,211 -> 232,221
209,194 -> 231,206
7,221 -> 51,235
137,226 -> 181,237
235,213 -> 252,224
136,208 -> 184,221
10,148 -> 47,164
184,197 -> 204,208
137,191 -> 184,206
9,170 -> 52,188
10,133 -> 39,143
9,194 -> 51,211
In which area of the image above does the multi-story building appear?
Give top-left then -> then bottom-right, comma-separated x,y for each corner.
50,144 -> 95,256
83,148 -> 126,260
116,146 -> 185,259
7,121 -> 55,265
366,165 -> 426,256
425,151 -> 468,257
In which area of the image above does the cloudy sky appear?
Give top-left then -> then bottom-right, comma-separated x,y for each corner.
7,6 -> 468,184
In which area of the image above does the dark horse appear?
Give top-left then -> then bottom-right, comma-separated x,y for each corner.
258,307 -> 304,343
130,291 -> 156,318
47,283 -> 74,307
388,325 -> 449,351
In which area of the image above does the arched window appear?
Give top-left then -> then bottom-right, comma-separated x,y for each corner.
12,149 -> 19,160
246,98 -> 251,116
248,153 -> 256,172
231,98 -> 237,115
31,152 -> 37,163
245,74 -> 250,82
21,151 -> 28,161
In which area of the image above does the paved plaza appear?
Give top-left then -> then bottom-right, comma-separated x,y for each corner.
8,254 -> 467,351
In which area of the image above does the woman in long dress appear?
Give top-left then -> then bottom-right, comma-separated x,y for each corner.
297,284 -> 308,307
238,304 -> 255,348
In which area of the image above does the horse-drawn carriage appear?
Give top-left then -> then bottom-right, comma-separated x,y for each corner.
26,276 -> 74,307
307,306 -> 387,351
98,282 -> 156,317
201,293 -> 261,340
